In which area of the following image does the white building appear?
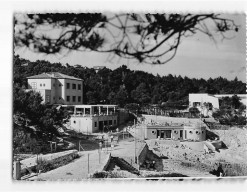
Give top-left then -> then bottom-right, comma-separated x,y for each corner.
27,72 -> 83,105
189,93 -> 219,109
69,105 -> 118,134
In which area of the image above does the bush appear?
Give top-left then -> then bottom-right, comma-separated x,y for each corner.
91,171 -> 127,178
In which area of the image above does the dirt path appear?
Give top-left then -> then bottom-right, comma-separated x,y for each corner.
32,150 -> 109,181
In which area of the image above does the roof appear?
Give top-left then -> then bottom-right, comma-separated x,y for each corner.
27,72 -> 83,81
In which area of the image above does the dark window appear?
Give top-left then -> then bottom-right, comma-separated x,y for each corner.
95,122 -> 97,127
66,83 -> 70,89
78,84 -> 81,90
74,121 -> 76,124
43,84 -> 45,87
40,84 -> 42,87
114,120 -> 117,125
109,120 -> 112,125
104,121 -> 108,126
67,96 -> 70,102
72,84 -> 76,89
78,96 -> 81,102
53,83 -> 55,87
72,96 -> 76,102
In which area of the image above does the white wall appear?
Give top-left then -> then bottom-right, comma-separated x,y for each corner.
63,79 -> 83,105
70,115 -> 118,134
28,78 -> 53,103
184,125 -> 206,141
28,78 -> 83,105
189,93 -> 219,109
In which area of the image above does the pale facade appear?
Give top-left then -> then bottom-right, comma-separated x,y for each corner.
69,105 -> 118,133
145,124 -> 206,141
27,72 -> 83,105
189,93 -> 219,109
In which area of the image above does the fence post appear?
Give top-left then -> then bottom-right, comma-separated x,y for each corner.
13,159 -> 21,180
87,153 -> 90,176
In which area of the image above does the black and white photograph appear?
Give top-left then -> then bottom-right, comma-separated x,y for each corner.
6,0 -> 247,188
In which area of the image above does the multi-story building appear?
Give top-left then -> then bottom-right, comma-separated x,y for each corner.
27,72 -> 83,105
69,105 -> 118,134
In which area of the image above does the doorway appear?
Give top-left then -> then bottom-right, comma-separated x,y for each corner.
99,121 -> 103,131
180,130 -> 183,140
160,131 -> 165,139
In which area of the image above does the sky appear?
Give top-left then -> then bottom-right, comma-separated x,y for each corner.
15,13 -> 246,82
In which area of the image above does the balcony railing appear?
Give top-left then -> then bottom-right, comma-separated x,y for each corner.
71,112 -> 118,117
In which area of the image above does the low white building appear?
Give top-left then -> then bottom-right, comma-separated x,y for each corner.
189,93 -> 219,109
69,105 -> 118,134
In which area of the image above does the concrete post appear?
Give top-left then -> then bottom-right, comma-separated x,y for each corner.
90,107 -> 92,116
13,159 -> 21,180
106,106 -> 109,115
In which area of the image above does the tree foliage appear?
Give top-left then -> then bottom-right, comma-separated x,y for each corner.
14,13 -> 239,64
13,55 -> 246,109
13,84 -> 69,136
213,95 -> 246,125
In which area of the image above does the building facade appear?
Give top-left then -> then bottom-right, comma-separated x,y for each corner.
144,124 -> 206,141
69,105 -> 118,134
27,72 -> 83,105
189,93 -> 219,109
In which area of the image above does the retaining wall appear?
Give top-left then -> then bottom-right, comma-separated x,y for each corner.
19,150 -> 78,176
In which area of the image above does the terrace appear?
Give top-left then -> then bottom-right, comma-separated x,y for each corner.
71,105 -> 118,117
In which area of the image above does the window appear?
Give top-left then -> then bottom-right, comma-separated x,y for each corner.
43,84 -> 45,87
66,83 -> 70,89
45,95 -> 50,103
104,121 -> 108,126
72,84 -> 76,89
31,82 -> 37,89
78,84 -> 81,90
53,83 -> 55,87
95,122 -> 97,127
66,96 -> 70,102
109,120 -> 112,125
40,84 -> 42,87
114,120 -> 117,125
78,96 -> 81,102
73,121 -> 76,124
72,96 -> 76,102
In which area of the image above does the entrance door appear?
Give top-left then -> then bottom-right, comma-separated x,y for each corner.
160,131 -> 165,139
99,121 -> 103,131
180,130 -> 183,140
